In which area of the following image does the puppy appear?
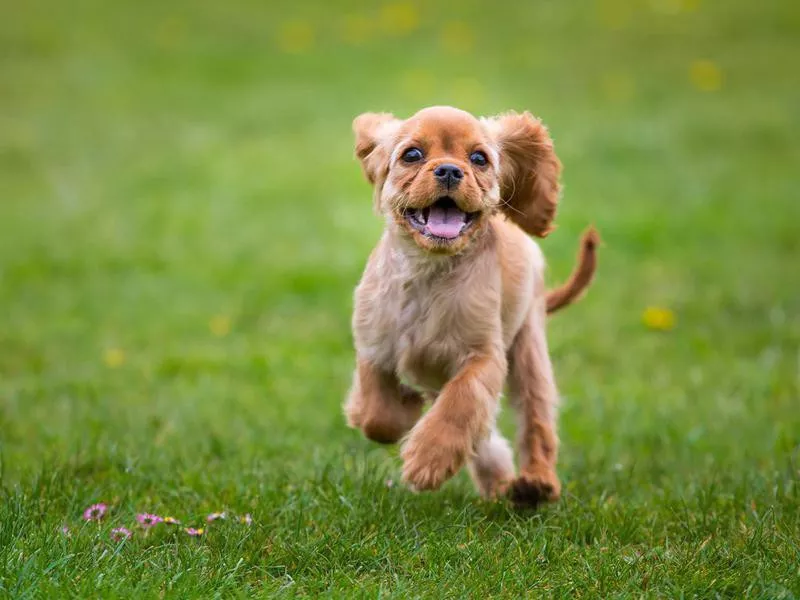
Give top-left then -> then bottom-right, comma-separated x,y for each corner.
344,106 -> 597,506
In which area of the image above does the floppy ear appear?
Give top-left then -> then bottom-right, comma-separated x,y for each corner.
485,111 -> 561,237
353,112 -> 401,186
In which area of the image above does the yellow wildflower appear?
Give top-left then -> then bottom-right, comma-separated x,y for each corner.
209,315 -> 231,337
380,2 -> 419,36
104,348 -> 126,368
596,0 -> 633,30
277,20 -> 315,54
642,307 -> 676,331
689,60 -> 722,92
681,0 -> 700,11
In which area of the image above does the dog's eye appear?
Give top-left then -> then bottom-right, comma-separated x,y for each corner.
469,151 -> 488,166
401,147 -> 424,163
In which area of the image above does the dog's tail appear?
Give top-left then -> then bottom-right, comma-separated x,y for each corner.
546,226 -> 600,315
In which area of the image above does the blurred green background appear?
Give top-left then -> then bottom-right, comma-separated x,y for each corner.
1,0 -> 799,596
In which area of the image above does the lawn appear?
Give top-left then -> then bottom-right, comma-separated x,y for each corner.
1,0 -> 799,597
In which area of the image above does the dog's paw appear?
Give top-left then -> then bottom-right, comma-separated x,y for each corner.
401,445 -> 464,491
343,390 -> 364,430
344,408 -> 362,430
401,427 -> 467,491
508,470 -> 561,508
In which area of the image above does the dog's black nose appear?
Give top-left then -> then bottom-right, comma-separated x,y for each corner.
434,164 -> 464,188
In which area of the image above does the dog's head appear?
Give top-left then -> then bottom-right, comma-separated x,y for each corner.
353,106 -> 561,254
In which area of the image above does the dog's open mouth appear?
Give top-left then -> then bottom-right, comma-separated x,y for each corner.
403,197 -> 479,241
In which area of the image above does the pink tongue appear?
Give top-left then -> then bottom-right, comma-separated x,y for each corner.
426,205 -> 466,239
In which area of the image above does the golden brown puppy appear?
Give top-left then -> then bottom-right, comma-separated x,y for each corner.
344,106 -> 597,506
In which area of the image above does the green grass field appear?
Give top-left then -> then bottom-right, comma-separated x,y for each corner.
2,0 -> 799,597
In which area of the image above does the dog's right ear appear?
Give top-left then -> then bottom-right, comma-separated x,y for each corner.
353,112 -> 401,186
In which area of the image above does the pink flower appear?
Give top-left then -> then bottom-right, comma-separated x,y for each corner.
111,527 -> 132,541
60,525 -> 70,536
206,512 -> 226,523
240,513 -> 253,526
136,513 -> 163,527
163,516 -> 181,525
184,527 -> 204,537
83,503 -> 108,521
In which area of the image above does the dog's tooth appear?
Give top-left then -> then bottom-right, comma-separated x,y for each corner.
417,209 -> 427,224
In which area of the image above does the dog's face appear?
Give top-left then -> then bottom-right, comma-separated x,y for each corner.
354,106 -> 562,254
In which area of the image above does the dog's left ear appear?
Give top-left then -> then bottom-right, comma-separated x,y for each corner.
483,111 -> 561,238
353,112 -> 401,187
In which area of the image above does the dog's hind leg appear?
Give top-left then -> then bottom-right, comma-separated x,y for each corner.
467,424 -> 515,500
506,300 -> 562,507
344,357 -> 425,444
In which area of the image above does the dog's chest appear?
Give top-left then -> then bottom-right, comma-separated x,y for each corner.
357,261 -> 490,392
395,288 -> 467,390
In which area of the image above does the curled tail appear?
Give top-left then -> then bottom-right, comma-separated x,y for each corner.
546,226 -> 600,315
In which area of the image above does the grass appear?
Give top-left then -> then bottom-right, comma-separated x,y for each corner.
1,0 -> 799,596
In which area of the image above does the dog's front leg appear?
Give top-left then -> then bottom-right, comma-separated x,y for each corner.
401,350 -> 506,491
344,357 -> 425,444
